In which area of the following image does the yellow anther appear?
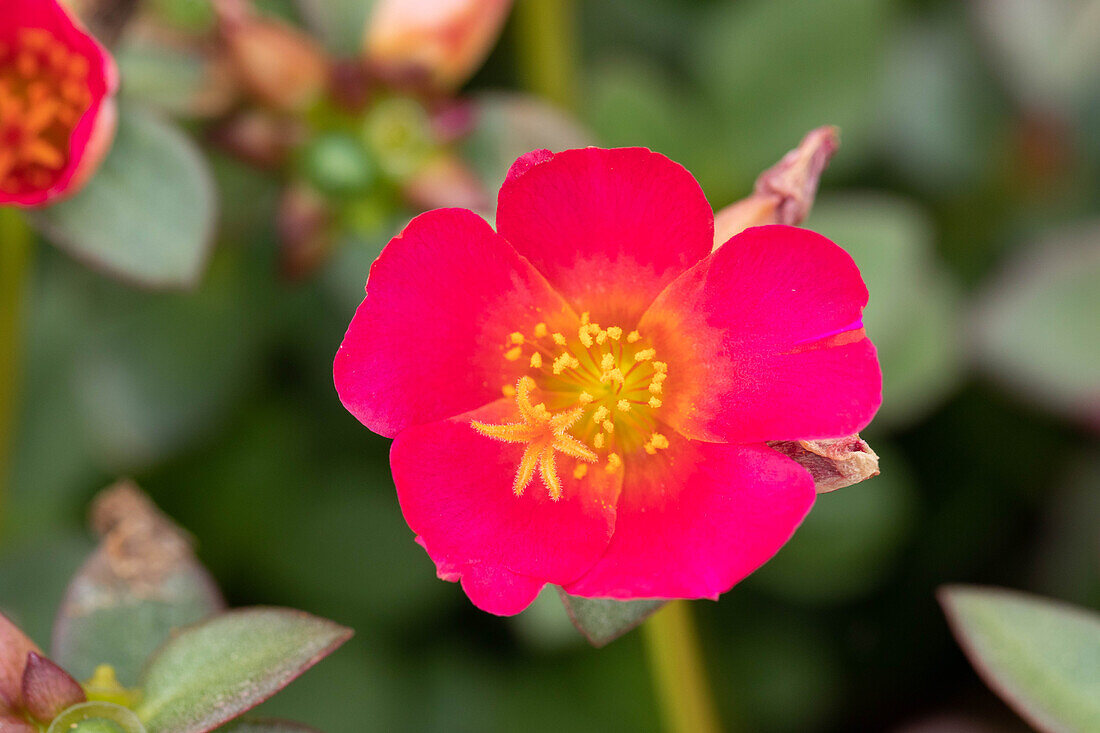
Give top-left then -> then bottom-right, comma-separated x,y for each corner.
533,403 -> 551,419
592,406 -> 610,423
552,353 -> 576,374
644,442 -> 657,455
606,453 -> 622,473
649,381 -> 663,394
573,464 -> 588,479
634,348 -> 656,362
530,352 -> 542,368
602,420 -> 615,433
607,326 -> 623,341
616,399 -> 631,412
578,392 -> 594,404
600,368 -> 625,385
652,371 -> 667,383
509,332 -> 525,345
648,396 -> 663,408
650,433 -> 670,450
595,330 -> 608,345
579,326 -> 594,347
593,433 -> 605,449
552,332 -> 567,346
502,384 -> 516,397
653,361 -> 668,373
580,312 -> 590,325
600,353 -> 615,371
534,322 -> 548,338
627,330 -> 641,343
505,346 -> 523,361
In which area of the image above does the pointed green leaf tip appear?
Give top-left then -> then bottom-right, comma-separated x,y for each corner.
557,589 -> 665,647
134,608 -> 351,733
939,585 -> 1100,733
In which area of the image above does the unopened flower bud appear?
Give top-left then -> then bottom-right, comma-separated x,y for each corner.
364,0 -> 513,91
769,435 -> 879,494
277,184 -> 335,280
22,652 -> 86,723
301,132 -> 377,197
217,0 -> 329,111
713,126 -> 839,248
402,153 -> 491,213
362,97 -> 433,179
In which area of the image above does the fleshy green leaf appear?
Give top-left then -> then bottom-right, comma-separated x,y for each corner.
556,589 -> 665,648
805,194 -> 964,428
136,608 -> 352,733
972,224 -> 1100,423
31,103 -> 216,289
939,586 -> 1100,733
52,483 -> 225,685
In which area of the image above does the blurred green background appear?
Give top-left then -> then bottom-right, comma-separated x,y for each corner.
2,0 -> 1098,731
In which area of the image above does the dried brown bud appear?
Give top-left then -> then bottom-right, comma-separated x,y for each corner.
217,0 -> 329,111
713,126 -> 839,248
364,0 -> 513,91
769,434 -> 879,493
21,652 -> 85,723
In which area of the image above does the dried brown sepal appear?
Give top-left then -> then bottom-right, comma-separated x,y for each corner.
713,126 -> 840,248
769,434 -> 879,494
208,110 -> 306,170
0,614 -> 40,714
21,653 -> 85,723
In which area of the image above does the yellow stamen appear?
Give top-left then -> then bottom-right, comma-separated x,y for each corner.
580,312 -> 590,325
602,420 -> 615,433
648,396 -> 663,408
592,406 -> 610,423
534,322 -> 548,338
502,384 -> 516,397
649,381 -> 663,394
529,352 -> 542,368
653,361 -> 668,373
634,348 -> 656,362
573,463 -> 588,479
578,392 -> 594,405
606,453 -> 622,473
627,330 -> 641,343
616,399 -> 631,412
593,433 -> 605,449
606,326 -> 623,341
552,332 -> 567,346
509,332 -> 525,345
579,325 -> 594,347
600,353 -> 615,371
504,346 -> 522,361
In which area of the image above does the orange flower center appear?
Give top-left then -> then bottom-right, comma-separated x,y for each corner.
0,28 -> 92,196
472,313 -> 669,499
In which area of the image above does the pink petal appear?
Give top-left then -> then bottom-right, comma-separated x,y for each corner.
392,400 -> 621,614
418,542 -> 546,616
334,208 -> 575,438
641,224 -> 882,443
496,147 -> 714,324
564,436 -> 815,600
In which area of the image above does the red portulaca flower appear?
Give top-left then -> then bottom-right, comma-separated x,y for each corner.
334,147 -> 882,615
1,0 -> 118,207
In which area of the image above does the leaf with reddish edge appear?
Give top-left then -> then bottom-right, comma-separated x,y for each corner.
135,608 -> 352,733
52,482 -> 225,685
556,589 -> 665,648
939,585 -> 1100,733
22,652 -> 85,722
0,613 -> 40,713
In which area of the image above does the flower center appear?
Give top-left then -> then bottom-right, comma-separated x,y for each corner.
472,313 -> 669,499
0,29 -> 93,196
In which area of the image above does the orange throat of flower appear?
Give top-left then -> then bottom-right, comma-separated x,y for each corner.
472,313 -> 669,500
0,28 -> 93,197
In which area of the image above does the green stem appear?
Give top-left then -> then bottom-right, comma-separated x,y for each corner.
513,0 -> 577,110
0,207 -> 34,529
642,601 -> 724,733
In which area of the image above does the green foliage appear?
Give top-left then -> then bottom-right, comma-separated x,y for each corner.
136,609 -> 352,733
557,592 -> 665,647
47,703 -> 146,733
30,104 -> 216,289
940,586 -> 1100,732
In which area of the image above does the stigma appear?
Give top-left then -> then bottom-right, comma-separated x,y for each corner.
472,313 -> 670,499
0,29 -> 93,196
